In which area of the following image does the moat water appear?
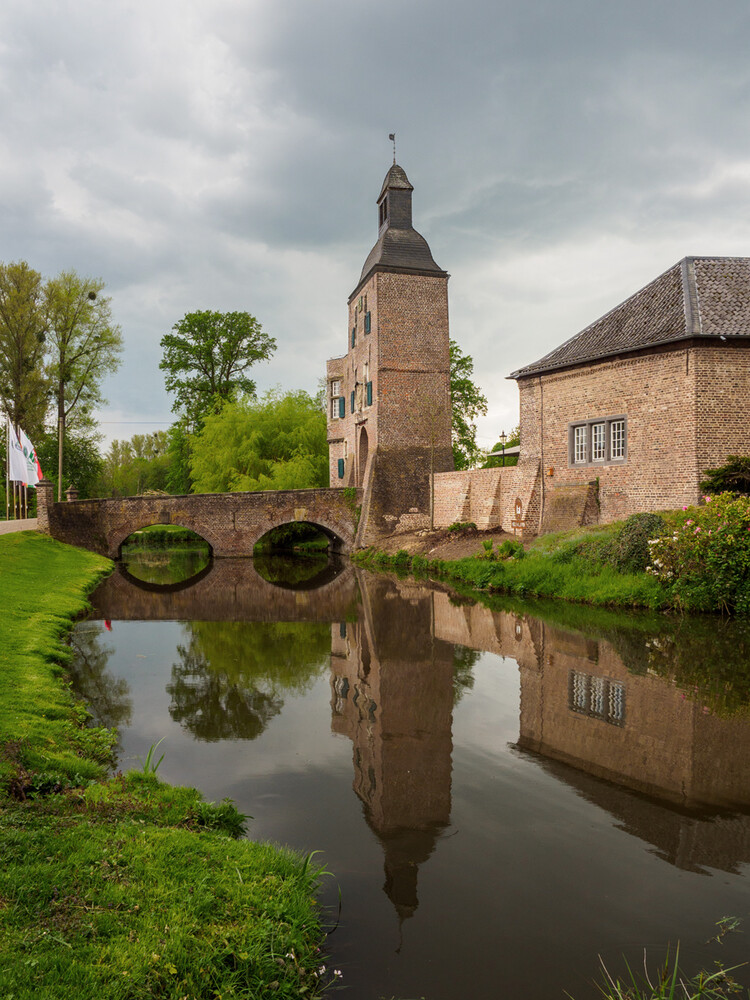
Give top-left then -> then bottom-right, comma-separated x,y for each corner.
70,549 -> 750,999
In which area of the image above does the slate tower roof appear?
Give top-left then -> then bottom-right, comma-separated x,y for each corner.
510,256 -> 750,379
353,163 -> 447,298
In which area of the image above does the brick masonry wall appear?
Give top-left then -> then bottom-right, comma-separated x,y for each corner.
432,464 -> 541,535
337,270 -> 454,545
37,486 -> 362,558
693,342 -> 750,478
516,344 -> 705,523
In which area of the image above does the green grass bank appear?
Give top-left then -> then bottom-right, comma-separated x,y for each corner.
0,531 -> 332,999
355,518 -> 670,610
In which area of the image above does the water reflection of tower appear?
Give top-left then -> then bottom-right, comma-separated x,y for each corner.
330,575 -> 455,925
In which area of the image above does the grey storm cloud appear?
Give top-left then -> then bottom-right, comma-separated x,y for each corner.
1,0 -> 750,447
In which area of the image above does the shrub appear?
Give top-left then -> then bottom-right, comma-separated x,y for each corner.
701,455 -> 750,496
496,539 -> 525,560
447,521 -> 477,534
647,493 -> 750,612
608,512 -> 667,574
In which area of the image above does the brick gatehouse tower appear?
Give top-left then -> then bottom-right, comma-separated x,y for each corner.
326,162 -> 453,544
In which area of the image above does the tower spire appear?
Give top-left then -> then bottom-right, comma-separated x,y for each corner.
389,132 -> 396,165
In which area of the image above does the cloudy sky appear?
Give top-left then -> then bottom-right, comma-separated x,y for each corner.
2,0 -> 750,453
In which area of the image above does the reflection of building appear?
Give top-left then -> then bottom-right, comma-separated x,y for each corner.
426,587 -> 750,872
515,623 -> 750,811
428,590 -> 750,812
330,575 -> 455,923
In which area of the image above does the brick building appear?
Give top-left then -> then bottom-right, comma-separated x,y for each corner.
326,163 -> 454,544
510,257 -> 750,528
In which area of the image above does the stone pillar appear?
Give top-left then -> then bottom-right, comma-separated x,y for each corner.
65,486 -> 79,502
36,478 -> 53,534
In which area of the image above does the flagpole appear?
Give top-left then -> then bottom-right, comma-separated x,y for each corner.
4,414 -> 9,522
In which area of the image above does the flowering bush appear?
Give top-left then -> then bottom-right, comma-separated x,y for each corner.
647,493 -> 750,613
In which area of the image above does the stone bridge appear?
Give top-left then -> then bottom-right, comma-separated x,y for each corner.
36,481 -> 362,559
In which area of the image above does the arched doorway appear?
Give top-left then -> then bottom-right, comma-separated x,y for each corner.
358,426 -> 369,487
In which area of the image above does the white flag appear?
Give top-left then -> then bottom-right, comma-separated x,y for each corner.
19,428 -> 42,487
7,420 -> 28,483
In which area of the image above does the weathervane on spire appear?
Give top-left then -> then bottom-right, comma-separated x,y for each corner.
389,132 -> 396,164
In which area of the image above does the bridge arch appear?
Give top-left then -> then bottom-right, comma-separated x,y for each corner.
253,518 -> 346,554
110,520 -> 218,560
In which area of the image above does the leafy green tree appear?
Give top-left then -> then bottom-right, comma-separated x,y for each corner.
165,418 -> 194,495
0,260 -> 49,439
160,310 -> 276,422
484,427 -> 520,468
44,271 -> 123,500
190,389 -> 328,493
35,428 -> 104,500
450,339 -> 488,470
96,430 -> 170,497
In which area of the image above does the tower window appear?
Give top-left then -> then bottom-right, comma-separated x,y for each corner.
379,197 -> 388,228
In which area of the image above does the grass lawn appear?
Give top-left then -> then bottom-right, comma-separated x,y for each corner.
0,531 -> 331,999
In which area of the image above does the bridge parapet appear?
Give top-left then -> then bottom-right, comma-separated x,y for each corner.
37,481 -> 362,559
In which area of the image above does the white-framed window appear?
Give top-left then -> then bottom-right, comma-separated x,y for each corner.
610,420 -> 625,460
330,379 -> 344,420
592,423 -> 606,461
573,425 -> 587,464
568,416 -> 627,467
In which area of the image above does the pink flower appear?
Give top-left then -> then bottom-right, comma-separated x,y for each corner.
682,506 -> 688,510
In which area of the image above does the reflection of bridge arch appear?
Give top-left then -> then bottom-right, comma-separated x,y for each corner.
117,558 -> 215,594
90,558 -> 359,623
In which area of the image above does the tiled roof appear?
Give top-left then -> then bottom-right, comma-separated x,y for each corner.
358,227 -> 446,285
378,164 -> 413,200
510,257 -> 750,379
353,163 -> 447,296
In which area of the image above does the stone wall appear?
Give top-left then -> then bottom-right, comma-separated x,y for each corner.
36,480 -> 362,558
431,462 -> 542,534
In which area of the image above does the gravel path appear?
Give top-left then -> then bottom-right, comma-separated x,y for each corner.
0,518 -> 38,534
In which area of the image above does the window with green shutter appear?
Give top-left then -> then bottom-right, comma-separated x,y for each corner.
350,391 -> 355,413
337,458 -> 345,479
366,381 -> 373,406
364,311 -> 371,334
338,396 -> 345,418
351,326 -> 356,348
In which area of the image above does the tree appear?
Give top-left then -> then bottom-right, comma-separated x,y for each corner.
0,261 -> 49,439
45,271 -> 123,499
450,339 -> 488,470
165,418 -> 194,495
96,430 -> 171,497
35,428 -> 104,500
484,426 -> 520,468
160,310 -> 276,422
190,389 -> 328,494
